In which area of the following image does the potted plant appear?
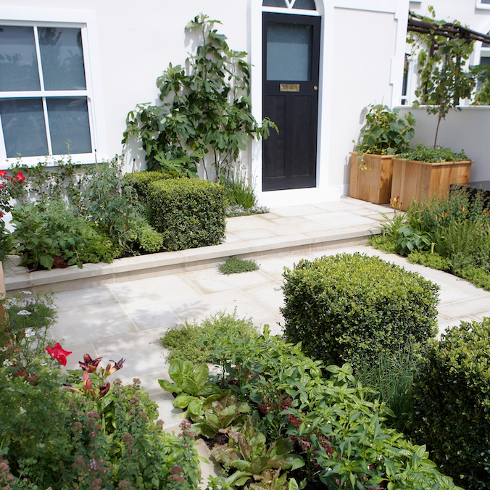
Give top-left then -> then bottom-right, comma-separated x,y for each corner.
391,144 -> 472,211
350,104 -> 416,204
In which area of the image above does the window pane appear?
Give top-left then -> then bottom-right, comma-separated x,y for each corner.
39,27 -> 86,90
47,97 -> 91,154
293,0 -> 316,10
0,98 -> 48,157
267,23 -> 312,81
0,26 -> 40,91
263,0 -> 287,6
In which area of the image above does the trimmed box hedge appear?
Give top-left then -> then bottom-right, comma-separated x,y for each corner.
411,318 -> 490,490
147,178 -> 226,251
281,252 -> 439,368
123,171 -> 177,202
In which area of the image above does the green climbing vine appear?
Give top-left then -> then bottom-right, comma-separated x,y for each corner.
123,14 -> 276,181
408,8 -> 478,147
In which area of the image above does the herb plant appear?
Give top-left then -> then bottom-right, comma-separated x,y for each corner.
397,142 -> 469,162
218,256 -> 259,275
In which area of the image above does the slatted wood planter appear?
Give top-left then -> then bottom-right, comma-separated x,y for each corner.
349,152 -> 394,205
391,157 -> 472,211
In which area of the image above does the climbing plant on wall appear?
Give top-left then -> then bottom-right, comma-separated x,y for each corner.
408,7 -> 475,147
407,8 -> 490,147
123,14 -> 276,181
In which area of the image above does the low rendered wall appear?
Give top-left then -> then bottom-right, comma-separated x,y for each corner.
398,106 -> 490,183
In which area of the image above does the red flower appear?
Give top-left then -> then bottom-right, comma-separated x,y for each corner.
46,342 -> 72,366
0,170 -> 6,177
0,212 -> 2,218
14,171 -> 25,182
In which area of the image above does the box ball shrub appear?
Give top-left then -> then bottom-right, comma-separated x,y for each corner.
281,252 -> 439,368
148,178 -> 226,251
411,318 -> 490,490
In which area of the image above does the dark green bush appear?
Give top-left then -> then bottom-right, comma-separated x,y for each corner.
148,178 -> 226,251
411,318 -> 490,490
281,252 -> 439,368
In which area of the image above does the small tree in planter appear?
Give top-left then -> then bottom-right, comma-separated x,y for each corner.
349,104 -> 415,204
408,9 -> 478,147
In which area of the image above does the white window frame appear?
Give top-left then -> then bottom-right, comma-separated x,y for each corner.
0,8 -> 105,169
262,0 -> 321,16
476,0 -> 490,10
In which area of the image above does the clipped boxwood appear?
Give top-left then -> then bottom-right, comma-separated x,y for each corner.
148,178 -> 226,251
411,318 -> 490,490
123,170 -> 177,202
281,252 -> 439,368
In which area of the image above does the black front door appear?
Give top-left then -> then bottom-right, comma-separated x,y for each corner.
262,12 -> 321,191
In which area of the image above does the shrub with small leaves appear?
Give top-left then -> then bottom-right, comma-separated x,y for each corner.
148,178 -> 226,251
281,252 -> 440,368
411,317 -> 490,490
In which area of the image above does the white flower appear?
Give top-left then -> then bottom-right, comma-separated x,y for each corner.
3,359 -> 13,367
25,328 -> 35,338
19,407 -> 26,413
17,310 -> 31,316
39,443 -> 45,448
22,291 -> 32,295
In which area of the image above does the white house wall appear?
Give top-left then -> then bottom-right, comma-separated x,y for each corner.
0,1 -> 249,173
1,0 -> 408,207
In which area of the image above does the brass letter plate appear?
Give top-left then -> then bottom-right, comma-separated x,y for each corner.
280,83 -> 300,92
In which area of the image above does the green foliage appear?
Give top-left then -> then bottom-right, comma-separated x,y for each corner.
281,253 -> 439,369
408,10 -> 477,146
355,345 -> 419,433
368,234 -> 397,254
11,202 -> 90,270
221,174 -> 269,217
161,310 -> 259,364
124,14 -> 275,180
0,291 -> 57,370
212,416 -> 303,488
0,219 -> 13,262
411,318 -> 490,489
9,155 -> 88,214
131,220 -> 163,253
1,323 -> 204,490
397,142 -> 469,162
192,390 -> 251,439
459,265 -> 490,291
401,189 -> 490,289
83,159 -> 145,255
124,170 -> 179,203
407,250 -> 451,270
355,104 -> 416,160
472,65 -> 490,105
209,329 -> 462,489
148,178 -> 226,251
218,256 -> 259,275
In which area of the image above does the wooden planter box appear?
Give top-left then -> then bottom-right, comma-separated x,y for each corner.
391,158 -> 472,211
349,152 -> 394,205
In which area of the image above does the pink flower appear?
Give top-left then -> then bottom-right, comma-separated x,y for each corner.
14,171 -> 25,182
46,342 -> 72,366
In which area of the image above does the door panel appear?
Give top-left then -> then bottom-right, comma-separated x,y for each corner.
262,12 -> 320,191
